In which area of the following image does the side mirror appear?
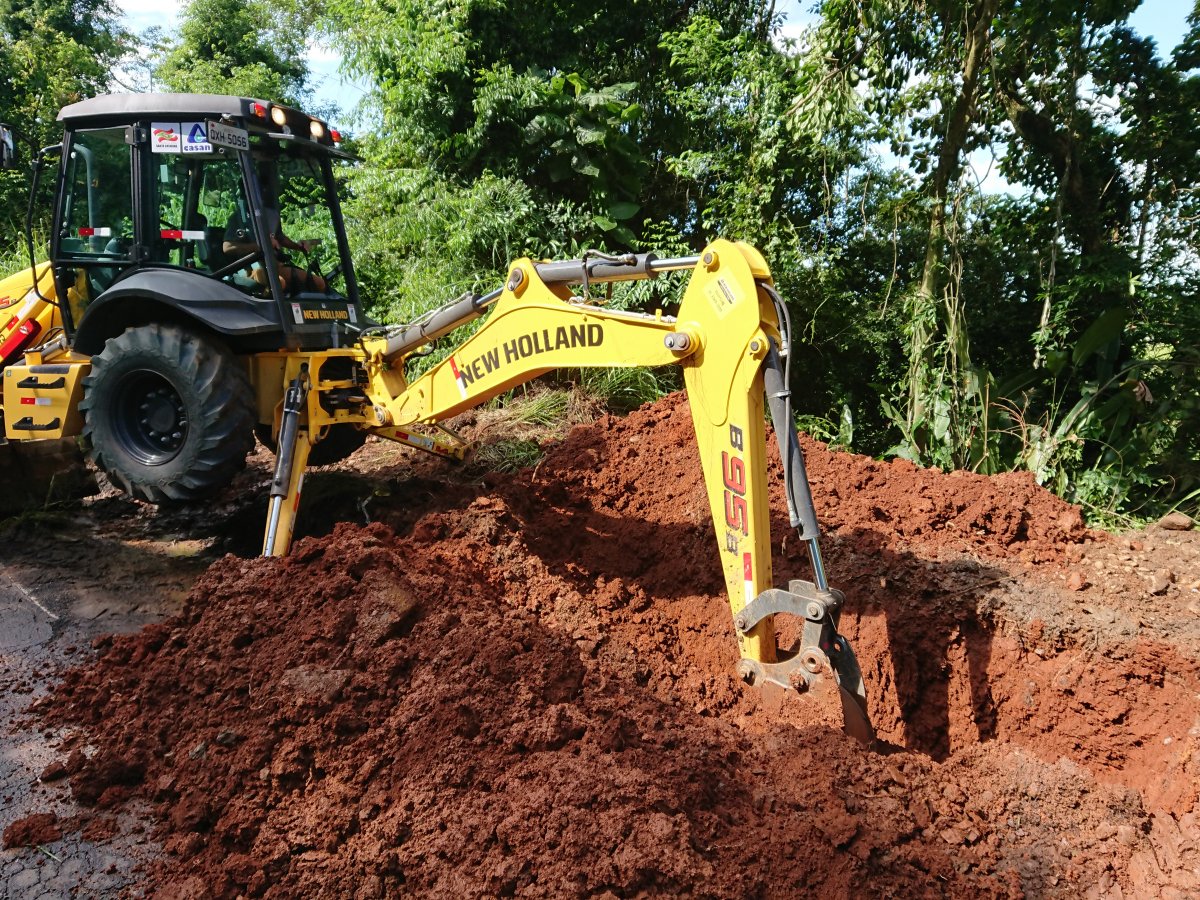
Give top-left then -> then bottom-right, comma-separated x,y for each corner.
0,126 -> 16,169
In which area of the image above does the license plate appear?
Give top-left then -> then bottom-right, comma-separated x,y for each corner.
206,120 -> 250,152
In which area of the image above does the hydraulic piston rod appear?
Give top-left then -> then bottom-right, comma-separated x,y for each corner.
383,288 -> 503,360
382,254 -> 701,363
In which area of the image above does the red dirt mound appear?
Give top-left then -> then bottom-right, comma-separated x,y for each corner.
37,394 -> 1195,897
531,396 -> 1089,567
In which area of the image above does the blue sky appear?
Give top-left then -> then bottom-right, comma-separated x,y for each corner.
116,0 -> 367,116
777,0 -> 1192,52
119,0 -> 1195,122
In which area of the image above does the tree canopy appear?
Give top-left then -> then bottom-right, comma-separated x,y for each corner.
1,0 -> 1197,523
152,0 -> 310,103
0,0 -> 125,228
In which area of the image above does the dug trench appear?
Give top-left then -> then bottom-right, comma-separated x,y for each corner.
7,394 -> 1200,897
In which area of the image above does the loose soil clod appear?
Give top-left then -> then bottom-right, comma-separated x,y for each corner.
3,812 -> 63,850
26,394 -> 1200,897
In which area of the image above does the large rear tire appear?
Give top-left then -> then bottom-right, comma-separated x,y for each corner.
80,324 -> 255,502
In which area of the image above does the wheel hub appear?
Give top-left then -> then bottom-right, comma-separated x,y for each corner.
142,388 -> 181,437
115,371 -> 188,464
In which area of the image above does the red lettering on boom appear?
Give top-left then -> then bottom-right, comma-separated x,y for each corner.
721,450 -> 748,535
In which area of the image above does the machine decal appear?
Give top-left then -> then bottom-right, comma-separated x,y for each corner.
501,323 -> 603,365
291,303 -> 304,324
182,122 -> 213,154
729,422 -> 745,451
705,277 -> 738,319
451,324 -> 606,394
723,450 -> 748,536
448,356 -> 470,399
743,552 -> 754,605
722,423 -> 749,551
159,229 -> 205,241
393,430 -> 436,451
299,308 -> 349,321
453,347 -> 499,392
150,123 -> 181,153
16,296 -> 38,319
78,227 -> 112,237
720,424 -> 748,554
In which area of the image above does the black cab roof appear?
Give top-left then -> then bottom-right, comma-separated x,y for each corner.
59,93 -> 270,125
57,93 -> 343,152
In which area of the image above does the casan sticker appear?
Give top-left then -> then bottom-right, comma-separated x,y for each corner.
182,122 -> 212,154
151,122 -> 181,153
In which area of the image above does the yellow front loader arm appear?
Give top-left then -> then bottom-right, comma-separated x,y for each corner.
259,240 -> 873,740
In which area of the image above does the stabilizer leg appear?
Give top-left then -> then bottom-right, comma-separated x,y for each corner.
263,368 -> 313,557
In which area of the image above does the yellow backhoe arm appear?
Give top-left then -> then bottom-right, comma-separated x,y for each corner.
258,240 -> 873,741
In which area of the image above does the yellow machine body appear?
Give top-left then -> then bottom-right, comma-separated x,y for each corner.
0,264 -> 63,371
2,352 -> 91,440
0,264 -> 93,442
0,236 -> 872,740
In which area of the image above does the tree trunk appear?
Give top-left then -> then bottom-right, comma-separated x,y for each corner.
904,0 -> 997,449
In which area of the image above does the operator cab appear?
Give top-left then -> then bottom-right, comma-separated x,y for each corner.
50,94 -> 362,351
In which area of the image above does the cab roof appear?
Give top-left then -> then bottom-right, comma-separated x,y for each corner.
56,93 -> 346,154
58,93 -> 274,125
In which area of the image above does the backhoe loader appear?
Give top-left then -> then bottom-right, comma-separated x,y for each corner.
0,94 -> 874,742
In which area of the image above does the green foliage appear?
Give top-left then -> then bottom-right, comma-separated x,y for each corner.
471,438 -> 543,473
7,0 -> 1189,523
323,0 -> 813,248
989,310 -> 1196,521
491,389 -> 571,429
796,405 -> 855,450
0,0 -> 125,232
573,367 -> 678,414
782,0 -> 1199,522
0,227 -> 50,280
0,231 -> 27,277
152,0 -> 310,104
344,168 -> 551,326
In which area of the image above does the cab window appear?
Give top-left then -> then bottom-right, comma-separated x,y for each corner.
148,148 -> 262,293
59,127 -> 134,261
